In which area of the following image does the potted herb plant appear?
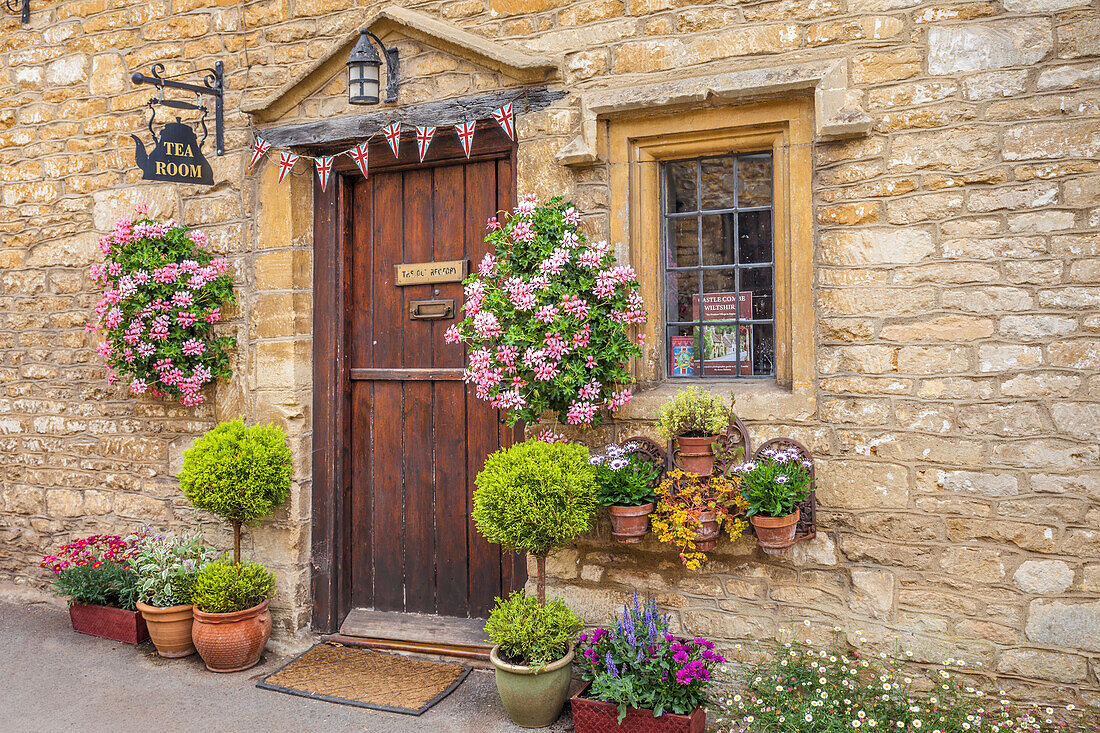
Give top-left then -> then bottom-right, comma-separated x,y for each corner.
130,532 -> 217,658
472,438 -> 598,726
178,418 -> 292,563
592,442 -> 660,543
189,559 -> 276,672
40,534 -> 149,644
484,590 -> 583,728
734,445 -> 813,554
650,470 -> 748,569
573,594 -> 724,732
654,388 -> 733,476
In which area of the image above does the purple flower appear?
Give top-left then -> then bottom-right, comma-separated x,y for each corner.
604,652 -> 618,678
579,633 -> 589,643
692,637 -> 715,650
673,650 -> 689,664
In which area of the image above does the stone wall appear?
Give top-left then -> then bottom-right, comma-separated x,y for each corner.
0,0 -> 1098,706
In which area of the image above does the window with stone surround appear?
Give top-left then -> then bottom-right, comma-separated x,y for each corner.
663,152 -> 776,379
608,98 -> 815,397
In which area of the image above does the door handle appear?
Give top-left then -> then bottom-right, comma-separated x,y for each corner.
409,299 -> 455,320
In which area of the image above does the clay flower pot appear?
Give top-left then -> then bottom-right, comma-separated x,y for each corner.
489,643 -> 575,728
608,503 -> 655,543
136,601 -> 196,658
751,508 -> 800,555
693,509 -> 720,551
673,435 -> 718,477
191,599 -> 272,673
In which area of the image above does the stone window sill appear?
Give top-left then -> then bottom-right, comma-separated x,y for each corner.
615,379 -> 816,424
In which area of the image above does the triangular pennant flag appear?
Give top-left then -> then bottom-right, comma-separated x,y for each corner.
455,120 -> 476,159
349,142 -> 369,178
249,136 -> 271,168
315,156 -> 333,193
492,102 -> 515,141
276,152 -> 299,184
383,122 -> 401,158
416,126 -> 435,163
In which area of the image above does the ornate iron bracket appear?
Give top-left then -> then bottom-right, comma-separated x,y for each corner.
4,0 -> 29,24
131,61 -> 225,156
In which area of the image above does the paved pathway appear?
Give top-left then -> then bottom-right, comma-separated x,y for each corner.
0,600 -> 576,733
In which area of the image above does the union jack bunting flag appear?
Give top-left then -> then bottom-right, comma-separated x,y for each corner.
383,122 -> 401,158
249,136 -> 271,168
315,156 -> 333,193
416,126 -> 435,163
276,152 -> 299,184
349,142 -> 370,178
491,102 -> 515,141
455,121 -> 476,158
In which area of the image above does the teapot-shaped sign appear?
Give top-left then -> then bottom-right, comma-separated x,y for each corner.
132,118 -> 213,186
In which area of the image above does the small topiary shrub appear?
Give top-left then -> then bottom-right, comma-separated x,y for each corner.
654,387 -> 732,440
485,590 -> 582,668
179,418 -> 292,562
190,559 -> 276,614
473,439 -> 598,603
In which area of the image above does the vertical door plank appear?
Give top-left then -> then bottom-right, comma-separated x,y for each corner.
370,173 -> 406,612
464,159 -> 504,617
432,163 -> 470,617
401,168 -> 437,613
349,179 -> 374,609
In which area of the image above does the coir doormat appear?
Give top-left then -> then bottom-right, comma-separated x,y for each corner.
257,642 -> 470,715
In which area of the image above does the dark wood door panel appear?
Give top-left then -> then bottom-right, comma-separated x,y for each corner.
347,153 -> 524,618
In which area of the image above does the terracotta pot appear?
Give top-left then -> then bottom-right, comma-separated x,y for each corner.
136,601 -> 196,658
489,643 -> 574,728
191,599 -> 272,673
68,603 -> 149,644
692,509 -> 720,551
608,503 -> 655,543
751,509 -> 800,555
572,682 -> 706,733
672,435 -> 718,477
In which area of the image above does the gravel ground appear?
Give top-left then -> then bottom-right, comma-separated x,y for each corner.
0,600 -> 577,733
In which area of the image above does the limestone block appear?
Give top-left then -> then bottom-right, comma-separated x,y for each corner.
942,287 -> 1033,313
1014,560 -> 1074,595
881,316 -> 994,343
894,402 -> 954,433
816,460 -> 908,509
928,20 -> 1052,75
991,440 -> 1098,470
962,70 -> 1027,101
998,648 -> 1087,683
1005,121 -> 1100,160
999,315 -> 1078,340
680,610 -> 773,641
936,470 -> 1018,497
896,346 -> 971,374
957,403 -> 1043,437
790,533 -> 838,567
819,228 -> 933,265
1001,372 -> 1081,398
1048,339 -> 1100,368
849,568 -> 895,620
888,126 -> 999,172
1025,600 -> 1100,652
978,345 -> 1042,372
91,186 -> 177,230
1050,402 -> 1100,441
939,546 -> 1004,581
45,489 -> 83,517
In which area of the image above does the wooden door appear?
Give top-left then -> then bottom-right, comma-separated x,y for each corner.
346,130 -> 525,618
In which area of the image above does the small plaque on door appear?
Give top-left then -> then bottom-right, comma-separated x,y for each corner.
394,259 -> 468,286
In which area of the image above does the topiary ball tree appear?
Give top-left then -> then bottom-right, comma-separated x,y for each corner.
179,418 -> 292,563
473,439 -> 598,604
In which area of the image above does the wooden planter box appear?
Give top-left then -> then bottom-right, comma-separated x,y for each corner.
571,684 -> 706,733
69,603 -> 149,644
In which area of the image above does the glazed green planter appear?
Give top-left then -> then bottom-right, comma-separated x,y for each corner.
489,643 -> 575,728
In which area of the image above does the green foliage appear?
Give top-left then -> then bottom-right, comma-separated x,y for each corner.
735,447 -> 813,518
190,560 -> 276,614
485,590 -> 582,668
592,443 -> 659,507
654,388 -> 732,440
472,439 -> 598,557
129,533 -> 218,607
712,629 -> 1093,733
179,418 -> 292,526
54,562 -> 140,610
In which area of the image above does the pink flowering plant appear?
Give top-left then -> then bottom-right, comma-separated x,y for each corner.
444,195 -> 645,427
40,533 -> 147,609
578,594 -> 724,721
87,205 -> 234,406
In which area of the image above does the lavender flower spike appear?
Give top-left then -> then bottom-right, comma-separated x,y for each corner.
604,651 -> 619,678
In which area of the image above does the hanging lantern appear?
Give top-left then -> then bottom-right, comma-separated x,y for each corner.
347,29 -> 399,106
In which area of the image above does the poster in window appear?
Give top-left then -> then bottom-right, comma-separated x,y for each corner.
670,336 -> 695,377
690,291 -> 753,376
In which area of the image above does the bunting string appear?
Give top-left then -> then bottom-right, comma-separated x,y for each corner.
247,87 -> 533,185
